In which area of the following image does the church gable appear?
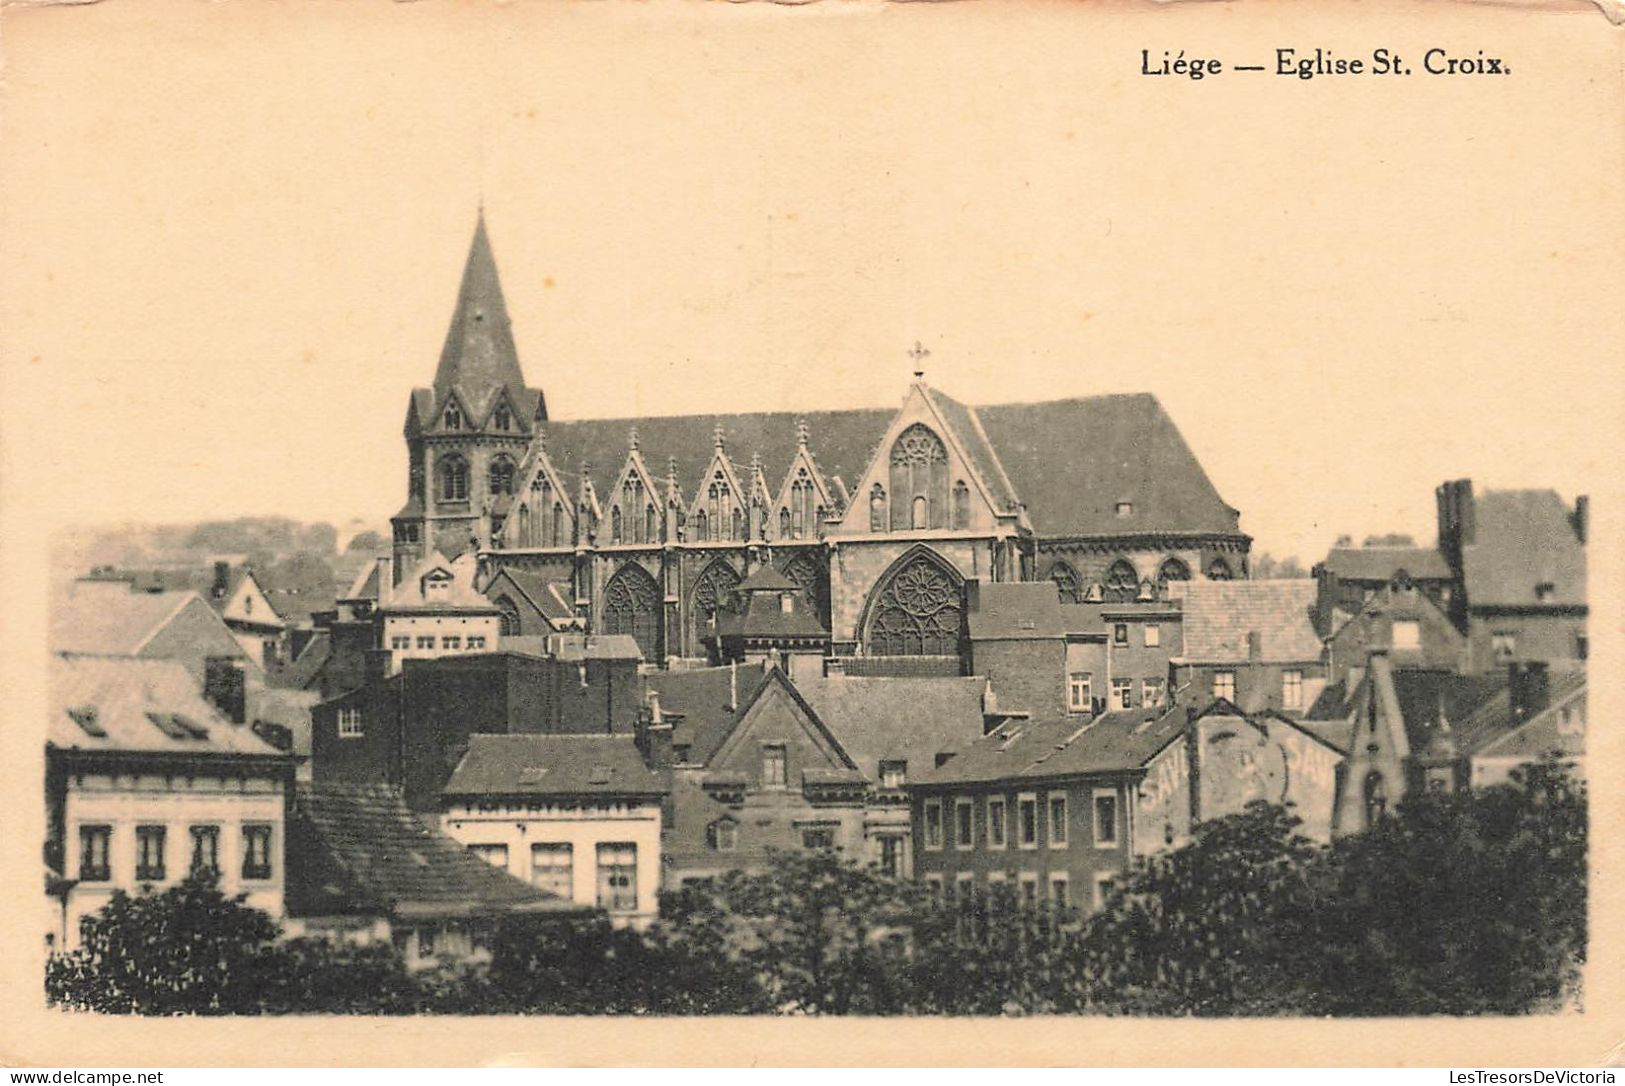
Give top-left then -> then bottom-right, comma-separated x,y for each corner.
499,431 -> 576,549
477,386 -> 529,437
834,383 -> 1018,537
605,430 -> 664,546
771,424 -> 835,544
687,428 -> 749,544
708,669 -> 857,786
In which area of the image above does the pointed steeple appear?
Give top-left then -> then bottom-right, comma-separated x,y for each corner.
432,211 -> 542,426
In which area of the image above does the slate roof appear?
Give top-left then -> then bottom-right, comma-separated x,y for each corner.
486,568 -> 576,624
287,783 -> 576,919
52,583 -> 203,656
529,392 -> 1239,542
967,582 -> 1068,640
1319,546 -> 1453,583
443,734 -> 668,798
646,665 -> 770,765
1474,675 -> 1585,762
382,551 -> 496,611
269,630 -> 331,691
915,703 -> 1187,788
1463,489 -> 1587,608
550,633 -> 642,661
712,585 -> 829,642
1169,580 -> 1322,663
49,655 -> 288,759
798,674 -> 989,781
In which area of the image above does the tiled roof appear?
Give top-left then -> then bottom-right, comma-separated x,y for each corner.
1169,580 -> 1321,663
1474,676 -> 1585,762
736,564 -> 798,593
487,568 -> 576,624
49,655 -> 288,759
916,703 -> 1186,788
967,582 -> 1068,640
52,583 -> 203,656
798,674 -> 988,781
382,551 -> 495,611
1319,546 -> 1453,583
529,391 -> 1240,541
1463,490 -> 1586,608
646,665 -> 769,765
267,630 -> 330,691
712,588 -> 829,641
443,734 -> 669,798
288,783 -> 574,919
550,633 -> 642,661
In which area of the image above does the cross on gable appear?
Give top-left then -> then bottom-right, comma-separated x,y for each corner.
908,340 -> 931,379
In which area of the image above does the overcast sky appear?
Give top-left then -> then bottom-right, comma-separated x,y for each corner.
4,0 -> 1619,563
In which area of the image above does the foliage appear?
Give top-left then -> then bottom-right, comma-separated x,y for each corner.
344,529 -> 388,555
185,517 -> 338,557
1250,552 -> 1309,579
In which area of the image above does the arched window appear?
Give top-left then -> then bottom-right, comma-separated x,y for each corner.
551,501 -> 564,547
951,481 -> 970,530
789,473 -> 815,538
779,508 -> 791,539
601,564 -> 660,663
1363,772 -> 1388,827
1048,562 -> 1081,604
645,504 -> 658,544
732,508 -> 744,542
488,455 -> 516,496
1157,557 -> 1191,589
443,401 -> 463,430
437,454 -> 469,502
869,485 -> 887,532
911,495 -> 929,530
867,550 -> 962,656
611,508 -> 623,544
691,561 -> 741,651
1103,558 -> 1139,603
781,553 -> 829,629
695,509 -> 709,542
1206,557 -> 1234,581
492,402 -> 512,431
888,424 -> 949,531
517,504 -> 531,546
494,595 -> 521,637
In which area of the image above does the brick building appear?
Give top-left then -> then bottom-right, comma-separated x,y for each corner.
1168,580 -> 1326,715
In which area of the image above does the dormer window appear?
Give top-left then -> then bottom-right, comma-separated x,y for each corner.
780,594 -> 794,615
1535,582 -> 1556,602
423,572 -> 452,602
1116,501 -> 1133,517
880,760 -> 907,789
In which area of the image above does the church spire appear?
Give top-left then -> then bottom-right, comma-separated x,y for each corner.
431,210 -> 542,427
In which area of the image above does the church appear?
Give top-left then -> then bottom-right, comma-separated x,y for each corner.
390,214 -> 1252,667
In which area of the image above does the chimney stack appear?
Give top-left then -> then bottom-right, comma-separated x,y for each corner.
1508,661 -> 1550,722
1573,495 -> 1589,545
203,656 -> 246,724
211,561 -> 230,601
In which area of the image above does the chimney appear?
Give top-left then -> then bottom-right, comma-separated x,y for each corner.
634,693 -> 674,770
1573,496 -> 1588,545
203,656 -> 246,724
1246,631 -> 1263,663
1508,661 -> 1550,722
211,562 -> 230,601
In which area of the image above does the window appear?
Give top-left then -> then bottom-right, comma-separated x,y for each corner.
1017,795 -> 1038,849
1142,678 -> 1166,707
987,797 -> 1008,849
925,874 -> 944,902
1206,557 -> 1234,581
337,707 -> 363,738
911,495 -> 929,530
1019,873 -> 1040,906
1113,623 -> 1128,646
866,551 -> 962,656
1104,559 -> 1139,603
467,635 -> 486,650
1535,581 -> 1555,602
1112,678 -> 1133,710
1048,794 -> 1069,847
951,481 -> 970,530
1492,631 -> 1517,661
880,760 -> 907,790
79,825 -> 111,882
416,635 -> 435,650
442,635 -> 461,650
779,594 -> 794,615
468,844 -> 509,869
1157,557 -> 1191,588
135,825 -> 166,881
762,744 -> 787,788
1363,772 -> 1388,827
954,799 -> 974,849
596,843 -> 638,911
1067,672 -> 1093,713
888,424 -> 948,531
1282,670 -> 1303,710
1144,623 -> 1161,647
443,401 -> 463,430
801,826 -> 836,850
492,401 -> 512,431
879,835 -> 904,878
923,799 -> 944,850
1093,791 -> 1119,848
610,508 -> 623,544
530,843 -> 573,898
1093,872 -> 1116,911
391,635 -> 411,650
418,926 -> 438,958
708,819 -> 738,852
437,454 -> 469,501
1051,874 -> 1070,909
487,455 -> 516,496
1116,501 -> 1133,518
1213,670 -> 1236,702
190,825 -> 221,876
1392,620 -> 1421,650
241,824 -> 273,880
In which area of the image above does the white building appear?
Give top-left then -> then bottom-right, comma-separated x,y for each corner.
46,655 -> 298,951
441,734 -> 669,930
348,551 -> 503,674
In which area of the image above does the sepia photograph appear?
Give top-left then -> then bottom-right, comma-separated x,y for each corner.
1,0 -> 1620,1069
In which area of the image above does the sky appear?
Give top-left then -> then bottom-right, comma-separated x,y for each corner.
3,0 -> 1620,564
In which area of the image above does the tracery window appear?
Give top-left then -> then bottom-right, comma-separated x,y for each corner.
869,485 -> 888,532
1103,559 -> 1139,603
645,504 -> 658,543
705,478 -> 733,542
488,455 -> 516,496
780,553 -> 828,628
1048,562 -> 1081,604
732,508 -> 744,542
551,501 -> 565,547
619,477 -> 647,543
951,481 -> 970,530
494,595 -> 521,637
789,472 -> 816,538
779,509 -> 791,539
867,551 -> 962,656
695,510 -> 709,542
443,402 -> 463,430
437,454 -> 469,502
611,508 -> 623,544
516,504 -> 530,545
1206,557 -> 1234,581
1157,557 -> 1191,589
888,424 -> 949,531
602,564 -> 660,663
492,402 -> 512,431
691,561 -> 741,650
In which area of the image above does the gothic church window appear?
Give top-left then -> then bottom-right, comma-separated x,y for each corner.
691,561 -> 741,650
1103,559 -> 1139,603
1048,562 -> 1081,604
951,481 -> 970,530
438,454 -> 469,502
869,485 -> 888,532
611,508 -> 623,544
602,564 -> 660,663
495,596 -> 521,636
646,504 -> 658,543
779,509 -> 791,539
695,510 -> 709,542
732,508 -> 744,542
1206,557 -> 1234,581
780,553 -> 828,629
492,402 -> 512,431
1157,557 -> 1191,589
888,424 -> 949,531
517,505 -> 530,545
552,502 -> 565,547
443,402 -> 463,430
868,551 -> 962,656
488,456 -> 516,496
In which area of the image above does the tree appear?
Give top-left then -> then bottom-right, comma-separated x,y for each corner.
344,530 -> 388,555
1251,552 -> 1309,579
